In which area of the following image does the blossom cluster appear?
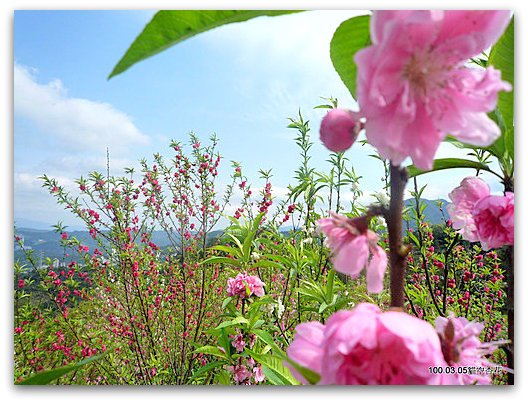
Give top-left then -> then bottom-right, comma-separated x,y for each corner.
447,177 -> 514,250
226,273 -> 265,298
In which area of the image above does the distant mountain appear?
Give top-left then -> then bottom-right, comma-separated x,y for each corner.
14,199 -> 449,264
14,217 -> 85,231
13,226 -> 225,266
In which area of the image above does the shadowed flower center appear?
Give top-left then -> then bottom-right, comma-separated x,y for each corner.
403,50 -> 448,98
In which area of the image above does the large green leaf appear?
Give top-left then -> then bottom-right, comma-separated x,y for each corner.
16,354 -> 105,385
283,356 -> 321,385
109,10 -> 303,78
329,14 -> 371,99
488,17 -> 514,132
407,158 -> 494,178
247,352 -> 299,385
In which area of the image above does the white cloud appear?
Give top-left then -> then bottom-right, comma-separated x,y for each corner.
201,11 -> 367,75
199,11 -> 365,127
14,63 -> 150,155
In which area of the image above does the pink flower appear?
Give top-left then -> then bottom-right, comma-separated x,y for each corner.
285,321 -> 325,384
473,192 -> 514,250
317,212 -> 387,293
447,177 -> 490,242
355,11 -> 511,170
319,109 -> 362,152
231,333 -> 246,353
287,303 -> 447,384
227,364 -> 251,383
447,177 -> 514,250
226,273 -> 265,298
253,366 -> 265,383
435,316 -> 505,384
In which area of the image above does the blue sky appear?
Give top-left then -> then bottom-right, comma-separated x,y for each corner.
14,10 -> 504,230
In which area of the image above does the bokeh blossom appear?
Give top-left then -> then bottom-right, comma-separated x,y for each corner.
436,315 -> 505,385
355,11 -> 512,169
473,192 -> 514,250
447,176 -> 514,250
287,303 -> 447,384
318,212 -> 387,293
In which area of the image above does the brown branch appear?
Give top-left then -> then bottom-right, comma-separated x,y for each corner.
387,164 -> 409,308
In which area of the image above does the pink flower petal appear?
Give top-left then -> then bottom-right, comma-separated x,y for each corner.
435,11 -> 512,60
366,245 -> 387,293
333,236 -> 369,277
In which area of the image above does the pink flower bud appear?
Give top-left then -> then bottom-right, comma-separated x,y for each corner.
319,109 -> 362,152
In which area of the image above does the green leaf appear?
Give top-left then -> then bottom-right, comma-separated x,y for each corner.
256,260 -> 286,270
16,354 -> 105,385
221,296 -> 233,309
199,256 -> 240,267
407,158 -> 494,178
283,356 -> 321,385
215,370 -> 232,385
488,18 -> 514,132
193,346 -> 227,359
325,269 -> 336,301
253,329 -> 286,358
242,212 -> 264,262
247,352 -> 299,385
210,244 -> 241,258
329,14 -> 371,99
109,10 -> 303,79
215,316 -> 249,330
189,360 -> 226,383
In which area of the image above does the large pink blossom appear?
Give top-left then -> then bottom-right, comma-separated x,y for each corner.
447,176 -> 490,242
287,303 -> 447,385
473,192 -> 514,250
355,11 -> 512,170
318,212 -> 387,293
285,321 -> 325,384
436,316 -> 505,385
447,177 -> 514,250
226,272 -> 265,298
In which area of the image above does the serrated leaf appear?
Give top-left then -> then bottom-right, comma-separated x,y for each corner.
329,14 -> 371,99
253,329 -> 286,358
109,10 -> 303,78
247,352 -> 299,385
193,345 -> 228,359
